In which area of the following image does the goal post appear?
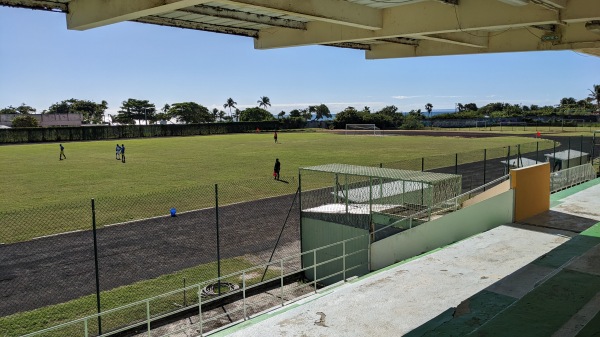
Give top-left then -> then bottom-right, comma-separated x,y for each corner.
345,124 -> 382,136
499,121 -> 528,131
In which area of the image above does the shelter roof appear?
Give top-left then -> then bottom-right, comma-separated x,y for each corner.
544,149 -> 589,160
1,0 -> 599,59
300,163 -> 460,184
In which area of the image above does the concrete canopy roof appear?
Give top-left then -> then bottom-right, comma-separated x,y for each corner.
1,0 -> 599,59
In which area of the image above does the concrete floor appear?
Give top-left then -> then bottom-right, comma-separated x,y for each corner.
211,180 -> 600,337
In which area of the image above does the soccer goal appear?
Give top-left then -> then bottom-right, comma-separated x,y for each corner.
499,121 -> 527,131
345,124 -> 382,136
475,121 -> 488,130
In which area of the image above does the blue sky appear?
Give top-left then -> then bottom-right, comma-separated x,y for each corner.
1,6 -> 599,116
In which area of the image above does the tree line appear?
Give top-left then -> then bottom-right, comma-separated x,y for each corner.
2,84 -> 598,128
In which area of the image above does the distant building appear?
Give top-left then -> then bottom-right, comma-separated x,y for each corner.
0,113 -> 83,127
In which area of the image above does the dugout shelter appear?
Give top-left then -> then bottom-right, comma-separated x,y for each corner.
544,149 -> 590,171
298,164 -> 462,285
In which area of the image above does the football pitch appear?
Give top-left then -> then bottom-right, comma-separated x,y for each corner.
1,131 -> 546,211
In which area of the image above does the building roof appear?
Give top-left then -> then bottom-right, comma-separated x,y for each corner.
300,163 -> 460,184
1,0 -> 599,59
544,149 -> 589,160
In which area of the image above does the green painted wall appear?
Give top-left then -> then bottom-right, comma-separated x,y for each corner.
371,190 -> 514,270
301,218 -> 369,286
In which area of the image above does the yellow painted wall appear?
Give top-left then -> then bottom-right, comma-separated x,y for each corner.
511,163 -> 550,222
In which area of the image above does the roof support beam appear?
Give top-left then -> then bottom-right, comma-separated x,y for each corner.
255,0 -> 564,49
211,0 -> 382,30
532,0 -> 567,9
413,32 -> 488,48
67,0 -> 212,30
182,5 -> 306,30
135,15 -> 258,37
366,23 -> 600,58
0,0 -> 66,12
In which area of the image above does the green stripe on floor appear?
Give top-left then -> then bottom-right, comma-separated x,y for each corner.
533,235 -> 600,269
581,222 -> 600,239
403,308 -> 455,337
468,270 -> 600,337
551,178 -> 600,202
575,308 -> 600,337
405,291 -> 516,337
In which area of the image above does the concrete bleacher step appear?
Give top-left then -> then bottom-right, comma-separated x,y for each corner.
405,223 -> 600,337
467,269 -> 600,337
403,291 -> 516,337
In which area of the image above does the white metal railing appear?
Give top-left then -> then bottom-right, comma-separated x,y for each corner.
550,163 -> 596,192
21,234 -> 368,337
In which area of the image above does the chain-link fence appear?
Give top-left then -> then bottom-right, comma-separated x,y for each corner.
1,136 -> 599,337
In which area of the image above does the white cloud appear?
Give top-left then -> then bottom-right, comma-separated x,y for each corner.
392,95 -> 423,100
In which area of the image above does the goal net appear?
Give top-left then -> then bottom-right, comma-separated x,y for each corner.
345,124 -> 382,136
499,121 -> 527,131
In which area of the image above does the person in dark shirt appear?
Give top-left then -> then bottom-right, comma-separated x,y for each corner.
59,144 -> 66,160
116,144 -> 121,160
273,158 -> 281,180
121,144 -> 126,163
274,131 -> 278,144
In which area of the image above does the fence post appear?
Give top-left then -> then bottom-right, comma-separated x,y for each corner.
421,157 -> 424,172
146,299 -> 151,336
183,278 -> 187,307
91,198 -> 102,336
505,146 -> 511,176
483,149 -> 487,190
242,271 -> 247,320
313,250 -> 317,293
536,142 -> 539,163
455,153 -> 458,174
280,259 -> 284,306
215,184 -> 221,295
343,241 -> 347,282
567,138 -> 571,169
580,135 -> 584,166
198,285 -> 203,336
553,141 -> 557,171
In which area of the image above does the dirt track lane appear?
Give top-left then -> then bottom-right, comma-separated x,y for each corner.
0,194 -> 299,316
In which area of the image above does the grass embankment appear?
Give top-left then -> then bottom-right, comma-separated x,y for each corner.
0,133 -> 553,243
0,257 -> 279,337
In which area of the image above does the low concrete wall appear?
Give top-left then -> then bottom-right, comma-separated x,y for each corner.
302,218 -> 369,285
371,190 -> 514,270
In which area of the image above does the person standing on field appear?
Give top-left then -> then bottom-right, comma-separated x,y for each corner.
116,144 -> 121,160
274,131 -> 278,144
121,144 -> 126,163
59,144 -> 66,160
273,158 -> 281,180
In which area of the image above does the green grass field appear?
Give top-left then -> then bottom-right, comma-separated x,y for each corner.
1,132 -> 549,211
0,131 -> 557,336
0,132 -> 556,244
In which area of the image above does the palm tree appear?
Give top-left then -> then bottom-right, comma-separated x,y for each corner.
425,103 -> 433,118
218,110 -> 226,121
589,84 -> 600,113
277,111 -> 285,119
257,96 -> 271,110
234,108 -> 241,122
211,108 -> 219,122
223,98 -> 237,119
